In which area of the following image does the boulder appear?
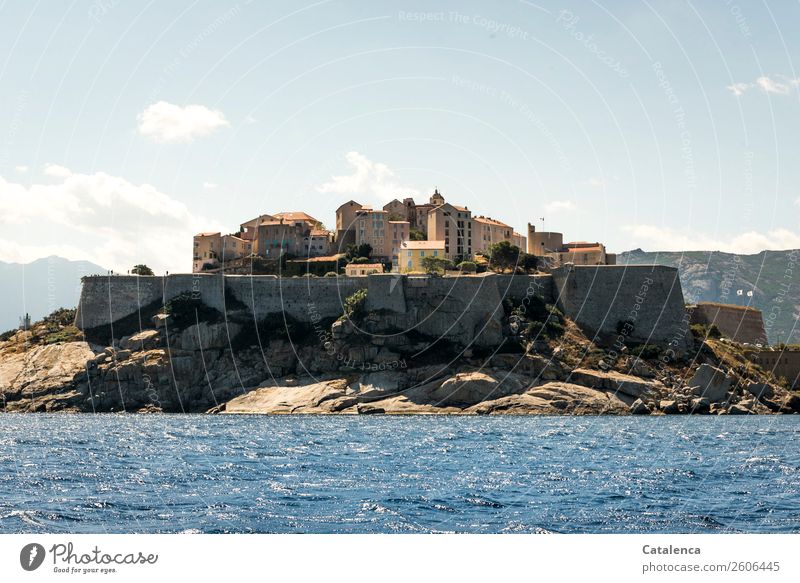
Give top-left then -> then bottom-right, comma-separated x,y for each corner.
0,341 -> 95,408
222,379 -> 356,414
689,397 -> 710,413
422,371 -> 527,407
779,393 -> 800,413
746,382 -> 774,400
568,368 -> 663,399
628,358 -> 655,378
468,382 -> 628,415
687,364 -> 731,402
728,403 -> 754,415
659,399 -> 680,414
120,329 -> 160,351
629,398 -> 650,415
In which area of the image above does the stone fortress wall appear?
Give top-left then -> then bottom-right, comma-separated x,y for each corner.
75,265 -> 690,350
687,302 -> 768,345
551,264 -> 692,353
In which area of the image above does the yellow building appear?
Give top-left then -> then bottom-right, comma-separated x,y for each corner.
551,242 -> 614,266
388,220 -> 410,271
345,263 -> 384,277
398,240 -> 446,273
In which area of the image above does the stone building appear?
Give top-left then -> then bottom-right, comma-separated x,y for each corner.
745,348 -> 800,389
526,224 -> 614,266
192,232 -> 251,272
193,210 -> 331,273
334,200 -> 363,249
427,202 -> 473,260
473,215 -> 527,255
383,198 -> 416,223
345,263 -> 384,277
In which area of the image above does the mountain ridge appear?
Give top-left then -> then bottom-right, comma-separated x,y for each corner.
619,248 -> 799,345
0,256 -> 106,332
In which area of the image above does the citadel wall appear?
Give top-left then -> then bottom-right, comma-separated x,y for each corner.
75,266 -> 690,351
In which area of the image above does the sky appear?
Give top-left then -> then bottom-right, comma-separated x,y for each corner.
1,0 -> 799,273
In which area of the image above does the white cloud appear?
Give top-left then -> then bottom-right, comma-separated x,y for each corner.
137,101 -> 229,143
15,165 -> 28,173
0,170 -> 224,272
544,200 -> 576,213
756,76 -> 790,94
203,182 -> 218,190
44,164 -> 72,178
726,82 -> 753,96
317,151 -> 419,203
243,115 -> 257,125
622,224 -> 800,254
727,76 -> 798,96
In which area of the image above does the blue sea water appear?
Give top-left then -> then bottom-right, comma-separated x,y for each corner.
0,415 -> 797,534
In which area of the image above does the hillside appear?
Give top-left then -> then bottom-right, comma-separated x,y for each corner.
0,257 -> 105,333
619,249 -> 799,345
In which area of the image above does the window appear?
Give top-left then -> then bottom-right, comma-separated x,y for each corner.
433,251 -> 438,257
407,251 -> 412,257
420,251 -> 425,257
407,260 -> 413,268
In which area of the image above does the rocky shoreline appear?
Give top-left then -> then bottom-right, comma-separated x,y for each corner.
1,303 -> 797,416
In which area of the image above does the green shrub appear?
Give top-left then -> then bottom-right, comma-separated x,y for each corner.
633,344 -> 662,359
42,308 -> 77,327
457,261 -> 477,273
343,288 -> 368,319
324,271 -> 338,277
44,325 -> 83,344
515,298 -> 565,339
0,329 -> 17,342
545,319 -> 565,337
690,323 -> 723,340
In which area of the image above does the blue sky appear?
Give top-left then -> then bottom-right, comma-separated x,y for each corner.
1,0 -> 799,272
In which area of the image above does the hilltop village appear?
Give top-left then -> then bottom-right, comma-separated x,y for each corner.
192,189 -> 615,276
1,194 -> 798,415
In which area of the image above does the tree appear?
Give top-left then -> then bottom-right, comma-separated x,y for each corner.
457,261 -> 477,273
487,241 -> 520,272
421,256 -> 453,275
131,264 -> 154,276
345,242 -> 372,262
520,253 -> 538,273
409,228 -> 425,241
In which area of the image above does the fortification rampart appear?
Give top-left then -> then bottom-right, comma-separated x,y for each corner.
75,266 -> 689,351
552,264 -> 692,353
688,302 -> 768,345
75,274 -> 368,332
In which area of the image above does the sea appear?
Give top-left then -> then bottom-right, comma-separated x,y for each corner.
0,415 -> 797,533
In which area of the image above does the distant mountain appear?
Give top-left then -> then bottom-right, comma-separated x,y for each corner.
0,256 -> 106,332
619,249 -> 799,345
